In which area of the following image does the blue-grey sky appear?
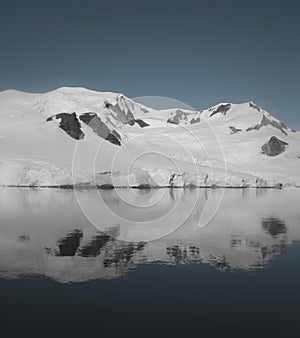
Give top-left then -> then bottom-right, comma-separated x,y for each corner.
1,0 -> 299,128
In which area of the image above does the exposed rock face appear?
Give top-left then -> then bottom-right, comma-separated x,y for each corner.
249,102 -> 261,112
247,115 -> 289,136
167,110 -> 191,124
262,136 -> 288,156
110,130 -> 122,141
168,173 -> 184,187
47,112 -> 84,140
167,117 -> 179,125
105,133 -> 121,146
229,126 -> 242,134
127,119 -> 149,128
105,95 -> 146,124
109,102 -> 135,123
190,117 -> 201,124
210,104 -> 231,117
79,113 -> 121,146
134,119 -> 149,128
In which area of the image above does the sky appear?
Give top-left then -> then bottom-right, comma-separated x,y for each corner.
0,0 -> 300,128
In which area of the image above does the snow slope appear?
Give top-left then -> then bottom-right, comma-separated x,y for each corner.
0,87 -> 299,187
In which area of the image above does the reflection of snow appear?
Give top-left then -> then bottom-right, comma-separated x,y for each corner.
0,188 -> 299,283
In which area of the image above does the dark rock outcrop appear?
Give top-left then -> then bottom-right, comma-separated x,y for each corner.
261,136 -> 288,156
167,110 -> 191,124
79,113 -> 121,146
229,126 -> 242,134
190,117 -> 201,124
247,115 -> 288,136
210,104 -> 231,117
127,119 -> 149,128
105,132 -> 121,146
167,117 -> 179,125
133,119 -> 149,128
97,184 -> 115,190
111,130 -> 122,141
132,184 -> 152,189
249,102 -> 261,112
47,112 -> 84,140
108,101 -> 135,123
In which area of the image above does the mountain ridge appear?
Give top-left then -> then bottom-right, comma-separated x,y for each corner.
0,87 -> 299,188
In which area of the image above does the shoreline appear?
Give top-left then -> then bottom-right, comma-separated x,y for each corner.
0,184 -> 290,190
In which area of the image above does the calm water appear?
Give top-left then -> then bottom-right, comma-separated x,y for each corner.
0,188 -> 300,337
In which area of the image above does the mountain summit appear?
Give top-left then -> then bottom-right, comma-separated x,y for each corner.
0,87 -> 299,188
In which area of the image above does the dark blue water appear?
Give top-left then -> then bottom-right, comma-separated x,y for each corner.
0,188 -> 299,337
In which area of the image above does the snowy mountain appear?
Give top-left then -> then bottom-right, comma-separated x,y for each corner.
0,87 -> 299,188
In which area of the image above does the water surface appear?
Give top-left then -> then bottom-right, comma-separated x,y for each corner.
0,188 -> 299,337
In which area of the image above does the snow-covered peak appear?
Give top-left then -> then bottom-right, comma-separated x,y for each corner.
0,87 -> 299,188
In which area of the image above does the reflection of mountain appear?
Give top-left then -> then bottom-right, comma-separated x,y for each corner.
78,233 -> 110,257
0,188 -> 299,282
56,229 -> 83,257
47,229 -> 146,268
262,217 -> 287,237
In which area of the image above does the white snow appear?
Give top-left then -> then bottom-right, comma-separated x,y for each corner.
0,87 -> 299,188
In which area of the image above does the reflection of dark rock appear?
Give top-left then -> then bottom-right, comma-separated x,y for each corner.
167,245 -> 188,263
262,217 -> 287,237
18,234 -> 30,243
78,234 -> 111,257
47,113 -> 84,140
208,254 -> 231,271
261,136 -> 288,156
230,238 -> 242,248
261,241 -> 287,259
246,239 -> 261,249
210,104 -> 231,117
56,230 -> 83,256
79,113 -> 121,146
103,243 -> 145,267
189,246 -> 201,257
246,115 -> 288,135
166,245 -> 201,264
